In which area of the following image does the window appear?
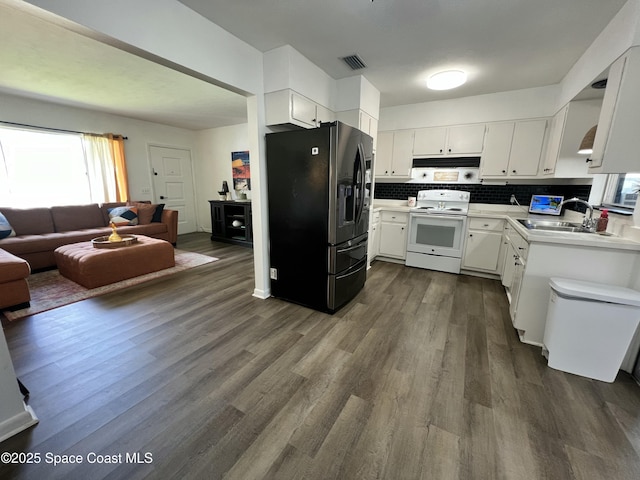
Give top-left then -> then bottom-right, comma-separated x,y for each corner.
0,125 -> 128,208
602,173 -> 640,213
0,127 -> 91,207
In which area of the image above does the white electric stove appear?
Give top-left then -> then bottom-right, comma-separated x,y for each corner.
406,190 -> 471,273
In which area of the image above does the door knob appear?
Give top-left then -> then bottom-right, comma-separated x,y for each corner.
160,195 -> 166,199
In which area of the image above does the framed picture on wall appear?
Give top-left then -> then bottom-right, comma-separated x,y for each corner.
231,151 -> 250,191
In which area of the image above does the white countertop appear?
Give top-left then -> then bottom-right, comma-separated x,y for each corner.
467,208 -> 640,252
373,201 -> 640,252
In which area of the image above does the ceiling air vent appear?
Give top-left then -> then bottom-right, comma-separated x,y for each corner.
341,54 -> 366,71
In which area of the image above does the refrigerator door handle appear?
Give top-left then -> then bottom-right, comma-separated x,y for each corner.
354,143 -> 366,225
337,238 -> 368,254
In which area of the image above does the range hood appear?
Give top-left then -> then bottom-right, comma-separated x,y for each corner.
409,157 -> 481,184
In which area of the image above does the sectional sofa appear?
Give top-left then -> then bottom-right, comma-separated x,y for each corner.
0,202 -> 178,271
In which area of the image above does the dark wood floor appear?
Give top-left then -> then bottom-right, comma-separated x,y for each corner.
1,232 -> 640,479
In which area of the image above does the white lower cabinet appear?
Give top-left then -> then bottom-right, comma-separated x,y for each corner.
462,217 -> 504,273
377,211 -> 408,260
501,219 -> 639,347
368,210 -> 380,264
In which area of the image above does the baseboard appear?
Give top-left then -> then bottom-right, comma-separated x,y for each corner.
252,288 -> 271,300
0,403 -> 38,443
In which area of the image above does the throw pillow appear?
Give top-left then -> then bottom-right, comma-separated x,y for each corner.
0,212 -> 16,239
128,202 -> 156,225
151,204 -> 165,223
108,206 -> 138,226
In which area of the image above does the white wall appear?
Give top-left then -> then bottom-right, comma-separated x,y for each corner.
0,93 -> 198,206
195,123 -> 249,231
336,76 -> 381,119
379,85 -> 559,131
558,0 -> 640,108
263,45 -> 336,109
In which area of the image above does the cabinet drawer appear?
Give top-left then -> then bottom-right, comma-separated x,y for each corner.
380,211 -> 408,223
511,234 -> 529,260
468,217 -> 503,232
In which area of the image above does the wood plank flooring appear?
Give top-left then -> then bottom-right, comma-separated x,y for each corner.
1,232 -> 640,479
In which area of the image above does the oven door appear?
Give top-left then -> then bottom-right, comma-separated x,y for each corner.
407,213 -> 467,258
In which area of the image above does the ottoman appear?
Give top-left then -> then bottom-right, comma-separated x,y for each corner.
54,235 -> 175,289
0,249 -> 31,310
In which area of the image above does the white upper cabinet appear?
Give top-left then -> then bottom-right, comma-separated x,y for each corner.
446,124 -> 486,155
336,109 -> 378,150
291,92 -> 318,127
413,127 -> 447,155
265,89 -> 334,129
413,124 -> 485,156
480,119 -> 548,178
543,100 -> 600,178
542,106 -> 568,175
374,130 -> 414,178
509,120 -> 548,176
589,47 -> 640,173
480,122 -> 514,176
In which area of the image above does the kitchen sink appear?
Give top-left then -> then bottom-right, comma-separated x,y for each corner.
517,219 -> 593,233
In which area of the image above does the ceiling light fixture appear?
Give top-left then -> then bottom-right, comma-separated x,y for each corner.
427,70 -> 467,90
578,125 -> 597,154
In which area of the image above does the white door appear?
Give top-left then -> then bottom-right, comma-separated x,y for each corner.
149,145 -> 197,235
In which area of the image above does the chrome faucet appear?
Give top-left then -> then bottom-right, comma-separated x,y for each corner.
559,197 -> 596,232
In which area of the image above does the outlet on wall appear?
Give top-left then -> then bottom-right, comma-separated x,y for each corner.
141,187 -> 151,195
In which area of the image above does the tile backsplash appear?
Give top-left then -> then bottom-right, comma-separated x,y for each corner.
374,183 -> 592,212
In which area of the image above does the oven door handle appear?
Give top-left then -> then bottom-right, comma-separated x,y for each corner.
409,213 -> 466,222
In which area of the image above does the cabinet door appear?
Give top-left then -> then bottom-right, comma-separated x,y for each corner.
315,104 -> 334,126
509,255 -> 525,323
463,230 -> 502,272
542,106 -> 568,175
481,122 -> 514,177
391,130 -> 414,176
589,49 -> 640,173
375,131 -> 393,176
369,117 -> 378,152
378,222 -> 407,259
359,111 -> 372,135
509,120 -> 547,176
368,221 -> 379,262
291,92 -> 317,127
413,127 -> 447,156
210,203 -> 225,236
501,236 -> 515,287
447,124 -> 486,154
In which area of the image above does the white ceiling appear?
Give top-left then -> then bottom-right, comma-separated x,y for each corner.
0,2 -> 248,130
179,0 -> 626,106
0,0 -> 628,130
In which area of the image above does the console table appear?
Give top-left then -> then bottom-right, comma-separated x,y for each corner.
209,200 -> 253,247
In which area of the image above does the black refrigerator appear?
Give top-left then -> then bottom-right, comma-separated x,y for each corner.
266,121 -> 373,313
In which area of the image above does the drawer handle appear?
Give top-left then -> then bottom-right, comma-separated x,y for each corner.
483,223 -> 489,227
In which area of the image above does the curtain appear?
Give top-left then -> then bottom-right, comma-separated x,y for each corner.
108,134 -> 129,202
82,133 -> 129,203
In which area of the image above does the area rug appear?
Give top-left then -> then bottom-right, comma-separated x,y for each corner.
2,250 -> 218,321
